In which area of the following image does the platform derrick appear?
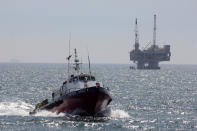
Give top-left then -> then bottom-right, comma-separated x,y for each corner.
130,15 -> 171,69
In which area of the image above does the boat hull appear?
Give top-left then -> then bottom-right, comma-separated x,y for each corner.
31,87 -> 112,116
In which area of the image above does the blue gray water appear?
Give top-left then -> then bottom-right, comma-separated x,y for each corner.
0,63 -> 197,130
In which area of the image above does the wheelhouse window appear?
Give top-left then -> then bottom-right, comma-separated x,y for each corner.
79,75 -> 95,81
90,76 -> 95,81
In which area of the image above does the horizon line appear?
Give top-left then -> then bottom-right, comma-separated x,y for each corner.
0,62 -> 197,66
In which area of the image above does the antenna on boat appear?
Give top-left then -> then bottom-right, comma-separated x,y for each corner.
81,57 -> 83,73
67,32 -> 71,77
87,49 -> 91,75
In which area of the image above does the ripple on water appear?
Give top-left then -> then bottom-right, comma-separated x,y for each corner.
0,64 -> 197,130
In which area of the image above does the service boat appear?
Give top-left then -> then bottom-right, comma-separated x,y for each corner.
30,49 -> 112,116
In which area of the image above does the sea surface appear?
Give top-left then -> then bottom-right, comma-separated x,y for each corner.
0,63 -> 197,131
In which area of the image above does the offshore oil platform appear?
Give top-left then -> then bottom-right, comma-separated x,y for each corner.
130,15 -> 171,69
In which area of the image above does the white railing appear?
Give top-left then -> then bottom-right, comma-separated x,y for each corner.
65,87 -> 82,94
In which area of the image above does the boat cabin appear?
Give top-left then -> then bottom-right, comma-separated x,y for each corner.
68,74 -> 96,83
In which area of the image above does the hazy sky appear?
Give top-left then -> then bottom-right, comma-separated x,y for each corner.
0,0 -> 196,64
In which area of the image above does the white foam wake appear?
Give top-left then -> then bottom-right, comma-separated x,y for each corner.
110,109 -> 130,118
0,101 -> 34,116
0,101 -> 129,119
0,100 -> 64,117
34,110 -> 65,117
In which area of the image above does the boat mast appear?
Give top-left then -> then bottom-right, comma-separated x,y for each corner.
67,33 -> 71,78
74,48 -> 80,74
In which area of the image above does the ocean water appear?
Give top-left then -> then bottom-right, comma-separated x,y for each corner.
0,63 -> 197,131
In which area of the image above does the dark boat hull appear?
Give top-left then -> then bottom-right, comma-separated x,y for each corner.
31,87 -> 112,116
